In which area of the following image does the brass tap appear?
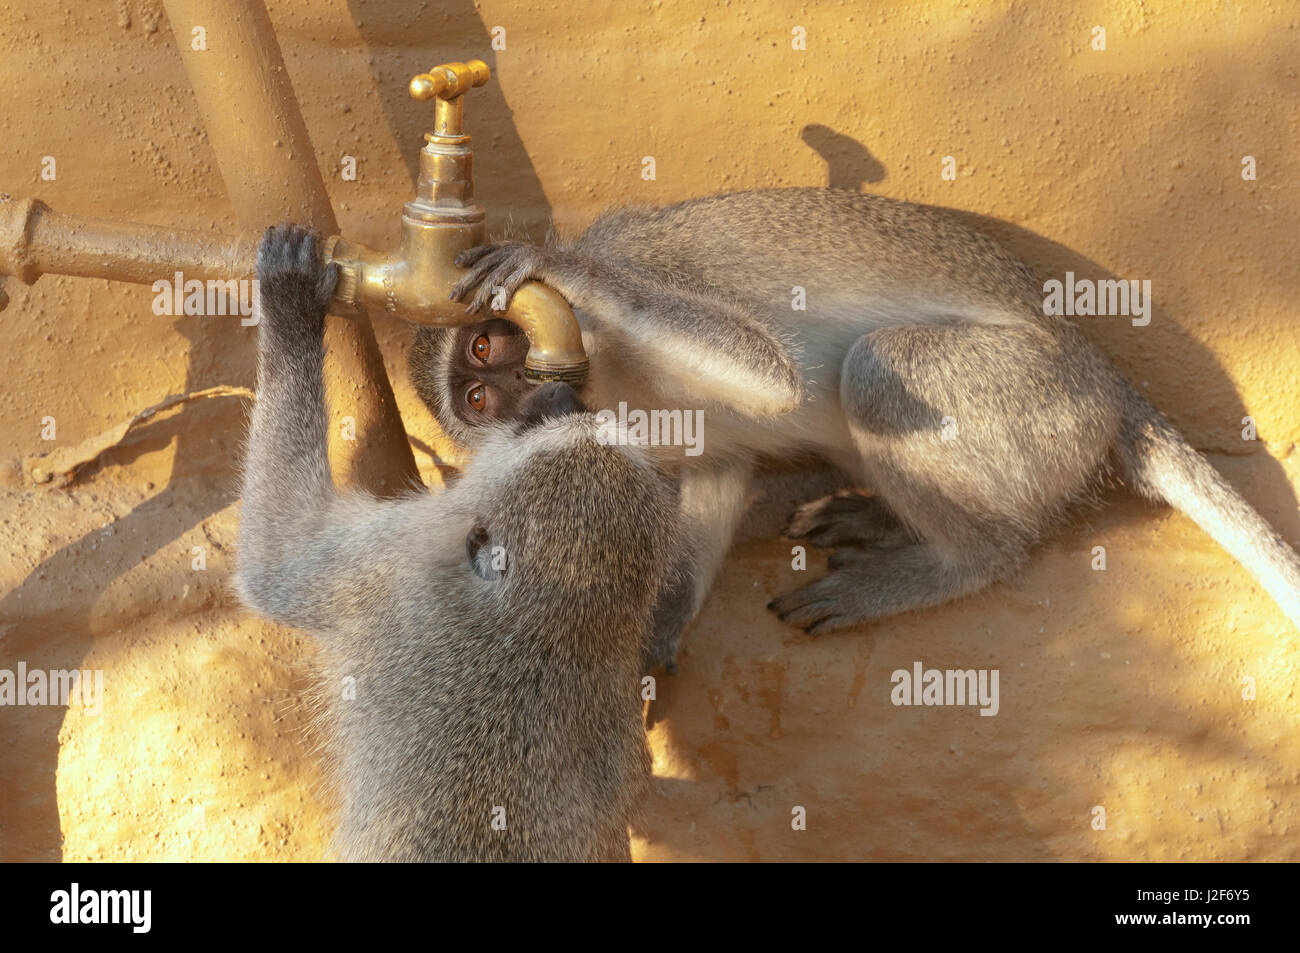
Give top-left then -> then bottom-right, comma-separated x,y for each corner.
325,61 -> 589,386
0,60 -> 587,386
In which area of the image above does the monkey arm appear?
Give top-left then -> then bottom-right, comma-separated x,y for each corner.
245,227 -> 336,501
451,242 -> 805,418
236,226 -> 384,633
590,265 -> 806,417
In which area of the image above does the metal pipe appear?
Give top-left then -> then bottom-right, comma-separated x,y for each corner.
0,195 -> 257,286
162,0 -> 419,498
0,194 -> 589,388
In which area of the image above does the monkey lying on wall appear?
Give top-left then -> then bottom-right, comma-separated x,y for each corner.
410,187 -> 1300,667
236,226 -> 677,862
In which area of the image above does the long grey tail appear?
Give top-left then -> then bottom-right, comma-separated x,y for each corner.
1116,386 -> 1300,630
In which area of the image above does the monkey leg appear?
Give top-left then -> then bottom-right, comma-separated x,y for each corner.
771,321 -> 1119,634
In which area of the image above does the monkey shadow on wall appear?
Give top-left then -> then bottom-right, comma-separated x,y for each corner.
795,127 -> 1298,533
800,124 -> 888,191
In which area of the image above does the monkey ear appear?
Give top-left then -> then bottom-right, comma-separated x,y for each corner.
466,524 -> 506,581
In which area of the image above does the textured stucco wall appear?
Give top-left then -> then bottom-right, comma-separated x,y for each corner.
1,0 -> 1297,861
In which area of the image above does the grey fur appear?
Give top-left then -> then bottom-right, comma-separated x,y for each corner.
412,187 -> 1300,644
237,225 -> 677,862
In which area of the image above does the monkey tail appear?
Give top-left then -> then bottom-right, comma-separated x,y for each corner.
1115,387 -> 1300,631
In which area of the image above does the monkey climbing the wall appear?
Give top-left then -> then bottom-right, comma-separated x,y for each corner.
410,187 -> 1300,669
236,225 -> 678,862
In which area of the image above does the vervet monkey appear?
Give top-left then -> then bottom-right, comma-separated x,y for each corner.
411,187 -> 1300,663
236,226 -> 676,862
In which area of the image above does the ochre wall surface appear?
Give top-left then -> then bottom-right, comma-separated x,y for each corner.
1,0 -> 1297,860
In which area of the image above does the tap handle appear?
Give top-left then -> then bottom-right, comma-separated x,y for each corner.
409,60 -> 491,140
408,60 -> 490,103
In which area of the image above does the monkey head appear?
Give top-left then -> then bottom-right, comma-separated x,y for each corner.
443,380 -> 677,652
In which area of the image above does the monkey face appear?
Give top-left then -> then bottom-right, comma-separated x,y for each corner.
409,320 -> 546,452
448,318 -> 532,426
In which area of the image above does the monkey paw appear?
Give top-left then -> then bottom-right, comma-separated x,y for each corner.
767,568 -> 867,636
640,568 -> 699,675
643,619 -> 682,676
255,224 -> 339,333
449,241 -> 551,314
770,539 -> 955,635
783,490 -> 908,549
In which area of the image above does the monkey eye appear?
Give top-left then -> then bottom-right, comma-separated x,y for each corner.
471,333 -> 491,363
466,383 -> 486,412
